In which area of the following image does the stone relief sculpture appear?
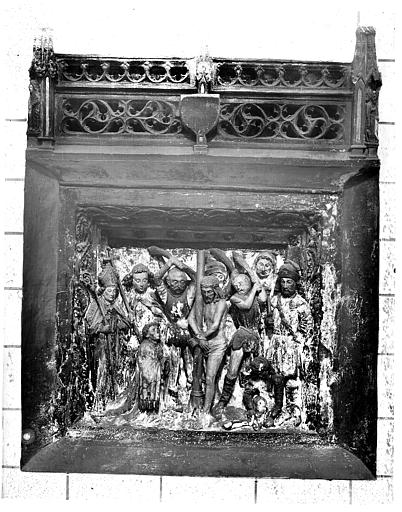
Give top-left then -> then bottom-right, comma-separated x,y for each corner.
84,257 -> 132,410
69,239 -> 320,432
136,322 -> 170,412
149,247 -> 196,408
188,275 -> 228,421
267,260 -> 314,424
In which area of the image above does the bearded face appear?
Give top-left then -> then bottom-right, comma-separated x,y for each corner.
280,277 -> 297,298
133,271 -> 149,293
201,285 -> 216,304
166,268 -> 188,295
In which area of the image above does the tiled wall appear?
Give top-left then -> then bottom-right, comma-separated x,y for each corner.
1,7 -> 395,504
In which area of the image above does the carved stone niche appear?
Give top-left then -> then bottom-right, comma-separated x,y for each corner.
21,28 -> 379,480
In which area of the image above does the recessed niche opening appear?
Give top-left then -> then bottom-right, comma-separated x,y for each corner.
21,194 -> 378,479
54,205 -> 333,435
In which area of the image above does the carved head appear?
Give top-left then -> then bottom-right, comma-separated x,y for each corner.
232,273 -> 252,294
166,267 -> 189,295
142,321 -> 161,343
254,252 -> 276,279
252,395 -> 268,415
205,260 -> 228,288
277,260 -> 300,298
200,275 -> 222,303
103,285 -> 119,304
132,263 -> 150,293
98,261 -> 119,300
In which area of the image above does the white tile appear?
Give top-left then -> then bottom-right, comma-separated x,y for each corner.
378,61 -> 396,124
380,183 -> 396,240
378,124 -> 397,182
1,119 -> 27,180
3,180 -> 25,232
162,476 -> 254,504
68,473 -> 160,501
2,346 -> 21,409
3,234 -> 23,289
378,296 -> 395,354
379,240 -> 395,295
351,477 -> 393,504
257,478 -> 350,504
377,354 -> 394,418
2,468 -> 66,499
2,409 -> 22,467
377,418 -> 393,476
3,288 -> 23,348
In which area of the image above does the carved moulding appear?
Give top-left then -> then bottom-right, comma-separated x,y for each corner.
58,58 -> 191,86
60,98 -> 182,135
218,102 -> 345,141
214,62 -> 351,90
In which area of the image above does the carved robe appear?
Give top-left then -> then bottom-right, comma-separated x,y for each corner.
136,339 -> 168,412
266,293 -> 313,377
84,295 -> 131,410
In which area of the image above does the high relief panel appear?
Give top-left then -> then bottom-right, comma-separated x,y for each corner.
47,206 -> 341,438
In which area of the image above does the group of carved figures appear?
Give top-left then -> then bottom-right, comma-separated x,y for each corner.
81,246 -> 314,429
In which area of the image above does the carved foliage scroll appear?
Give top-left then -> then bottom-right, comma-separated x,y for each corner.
60,98 -> 182,135
218,103 -> 345,141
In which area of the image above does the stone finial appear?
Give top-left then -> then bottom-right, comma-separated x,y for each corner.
350,26 -> 382,156
30,27 -> 58,80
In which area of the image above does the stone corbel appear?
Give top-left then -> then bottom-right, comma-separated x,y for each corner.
350,26 -> 382,158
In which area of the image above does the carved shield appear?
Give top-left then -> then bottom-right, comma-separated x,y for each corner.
180,94 -> 220,136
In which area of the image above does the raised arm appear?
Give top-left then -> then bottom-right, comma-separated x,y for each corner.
230,282 -> 261,310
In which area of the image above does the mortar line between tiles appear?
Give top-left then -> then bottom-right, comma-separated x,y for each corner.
2,465 -> 19,469
4,287 -> 22,291
379,182 -> 396,185
159,476 -> 162,502
4,119 -> 27,122
378,59 -> 396,62
377,353 -> 394,356
377,417 -> 394,420
66,474 -> 69,500
3,345 -> 21,349
5,178 -> 25,182
4,232 -> 23,236
349,480 -> 353,505
379,293 -> 395,297
379,238 -> 396,242
254,479 -> 258,504
379,121 -> 395,125
2,407 -> 21,411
